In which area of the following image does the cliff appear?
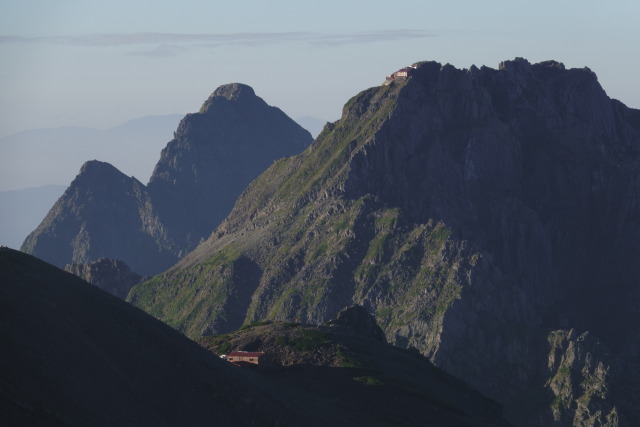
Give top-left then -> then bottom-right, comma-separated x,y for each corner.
130,58 -> 640,425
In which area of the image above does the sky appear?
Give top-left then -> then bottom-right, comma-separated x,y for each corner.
1,0 -> 639,138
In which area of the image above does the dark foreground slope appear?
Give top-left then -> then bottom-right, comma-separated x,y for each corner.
130,59 -> 640,425
21,84 -> 312,275
65,257 -> 145,299
0,247 -> 303,426
0,247 -> 507,426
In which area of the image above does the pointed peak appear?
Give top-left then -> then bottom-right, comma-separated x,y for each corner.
79,160 -> 121,175
74,160 -> 136,187
199,83 -> 257,113
213,83 -> 255,100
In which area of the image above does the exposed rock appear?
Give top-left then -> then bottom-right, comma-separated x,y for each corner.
148,82 -> 312,255
65,258 -> 144,299
325,305 -> 386,342
545,329 -> 621,427
129,59 -> 640,425
22,85 -> 312,275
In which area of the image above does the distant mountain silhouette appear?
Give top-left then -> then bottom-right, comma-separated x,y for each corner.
22,84 -> 312,275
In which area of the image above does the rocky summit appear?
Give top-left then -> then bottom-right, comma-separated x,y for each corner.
129,59 -> 640,425
21,84 -> 312,275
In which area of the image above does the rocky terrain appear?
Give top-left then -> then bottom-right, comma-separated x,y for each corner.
65,257 -> 144,299
129,59 -> 640,425
0,247 -> 507,426
198,305 -> 508,426
21,84 -> 312,275
545,329 -> 619,426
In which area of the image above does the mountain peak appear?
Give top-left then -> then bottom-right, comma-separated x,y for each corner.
213,83 -> 255,100
78,159 -> 120,176
199,83 -> 257,113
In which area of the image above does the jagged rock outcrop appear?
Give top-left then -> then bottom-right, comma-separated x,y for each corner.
129,59 -> 640,425
65,257 -> 144,299
325,305 -> 387,342
545,329 -> 620,426
21,84 -> 312,275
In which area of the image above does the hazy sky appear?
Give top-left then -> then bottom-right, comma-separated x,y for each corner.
1,0 -> 639,137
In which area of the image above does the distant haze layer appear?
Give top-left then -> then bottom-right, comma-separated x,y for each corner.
0,114 -> 323,192
0,185 -> 66,249
0,114 -> 182,191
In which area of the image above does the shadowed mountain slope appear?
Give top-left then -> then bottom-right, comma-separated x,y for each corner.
0,247 -> 307,426
0,247 -> 508,426
21,84 -> 312,275
130,59 -> 640,425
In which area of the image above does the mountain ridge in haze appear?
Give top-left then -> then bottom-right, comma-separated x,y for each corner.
0,185 -> 66,249
22,84 -> 312,275
0,114 -> 183,191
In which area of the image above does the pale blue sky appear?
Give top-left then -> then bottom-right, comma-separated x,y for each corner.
1,0 -> 639,137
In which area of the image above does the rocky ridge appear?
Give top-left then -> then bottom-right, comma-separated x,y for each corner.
129,58 -> 640,425
64,257 -> 144,299
22,84 -> 312,275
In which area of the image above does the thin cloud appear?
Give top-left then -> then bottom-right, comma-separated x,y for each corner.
127,44 -> 187,58
0,30 -> 434,50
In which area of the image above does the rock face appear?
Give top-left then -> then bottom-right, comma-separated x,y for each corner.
130,58 -> 640,425
65,258 -> 144,299
325,305 -> 387,343
21,84 -> 312,275
545,329 -> 620,426
148,83 -> 312,252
